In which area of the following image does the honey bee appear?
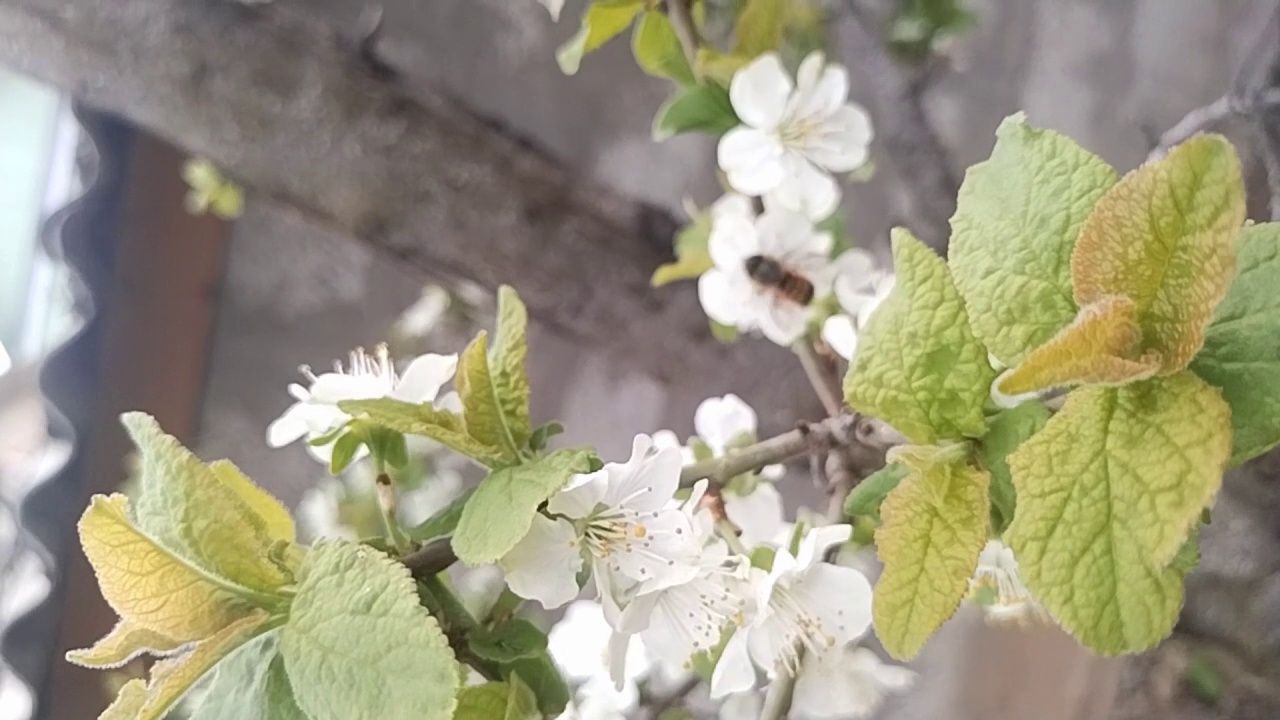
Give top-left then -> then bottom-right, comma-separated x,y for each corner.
744,254 -> 815,306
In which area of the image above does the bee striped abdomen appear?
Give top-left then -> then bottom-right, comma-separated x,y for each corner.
778,273 -> 815,306
744,254 -> 815,306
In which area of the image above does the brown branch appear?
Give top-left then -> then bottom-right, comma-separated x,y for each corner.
401,538 -> 457,576
0,0 -> 808,409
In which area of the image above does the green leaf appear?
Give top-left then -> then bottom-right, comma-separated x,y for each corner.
454,679 -> 540,720
122,413 -> 290,592
529,421 -> 566,453
328,430 -> 364,475
948,113 -> 1119,365
493,286 -> 533,449
191,633 -> 309,720
280,542 -> 459,720
557,0 -> 645,75
458,332 -> 524,463
996,296 -> 1160,397
1191,222 -> 1280,465
652,83 -> 739,141
844,464 -> 908,520
1004,372 -> 1231,654
977,402 -> 1050,533
652,212 -> 713,287
844,228 -> 997,443
452,449 -> 594,565
1073,134 -> 1244,372
469,618 -> 549,662
709,320 -> 738,342
873,457 -> 990,659
408,489 -> 472,542
733,0 -> 784,56
340,398 -> 508,468
502,655 -> 570,717
633,11 -> 695,86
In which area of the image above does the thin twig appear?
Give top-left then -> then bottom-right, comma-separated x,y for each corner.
1149,90 -> 1280,161
645,675 -> 701,720
794,342 -> 843,417
665,0 -> 702,68
679,413 -> 863,485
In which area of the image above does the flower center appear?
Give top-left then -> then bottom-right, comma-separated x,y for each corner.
769,583 -> 837,676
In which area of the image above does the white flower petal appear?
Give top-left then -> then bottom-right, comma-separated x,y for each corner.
719,691 -> 764,720
757,298 -> 808,346
850,647 -> 916,692
789,563 -> 873,647
549,601 -> 614,680
694,394 -> 758,454
391,352 -> 457,402
729,52 -> 793,130
266,403 -> 313,447
548,470 -> 609,519
710,630 -> 757,699
791,63 -> 850,125
856,275 -> 896,329
805,104 -> 874,173
754,209 -> 822,259
719,128 -> 786,195
794,525 -> 853,570
711,193 -> 756,224
792,51 -> 826,100
500,514 -> 583,609
538,0 -> 565,21
435,390 -> 464,414
308,372 -> 385,403
601,435 -> 683,512
699,269 -> 748,327
724,483 -> 785,548
821,315 -> 858,361
606,509 -> 701,590
792,647 -> 878,720
709,213 -> 762,269
771,156 -> 841,224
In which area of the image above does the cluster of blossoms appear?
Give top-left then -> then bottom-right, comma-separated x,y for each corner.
696,52 -> 895,356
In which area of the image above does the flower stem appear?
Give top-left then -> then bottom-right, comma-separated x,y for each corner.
375,472 -> 412,554
758,672 -> 796,720
665,0 -> 702,68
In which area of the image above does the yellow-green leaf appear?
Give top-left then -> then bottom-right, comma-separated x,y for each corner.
1005,372 -> 1231,653
557,0 -> 645,75
76,494 -> 252,641
651,212 -> 713,286
873,457 -> 989,659
66,620 -> 185,669
132,610 -> 271,720
101,679 -> 147,720
949,114 -> 1119,365
457,332 -> 524,462
340,398 -> 508,467
1191,222 -> 1280,465
996,296 -> 1160,396
208,460 -> 295,544
123,413 -> 289,592
493,286 -> 532,449
977,402 -> 1051,534
844,228 -> 996,443
454,678 -> 540,720
633,11 -> 695,85
733,0 -> 785,56
1072,135 -> 1244,372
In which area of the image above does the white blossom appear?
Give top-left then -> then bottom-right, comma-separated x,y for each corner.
710,525 -> 873,698
694,394 -> 758,455
538,0 -> 565,21
549,601 -> 650,718
822,249 -> 882,360
837,268 -> 896,331
699,208 -> 835,346
500,435 -> 702,618
791,646 -> 916,720
718,52 -> 873,222
968,540 -> 1047,625
718,691 -> 764,720
394,285 -> 451,339
689,394 -> 786,546
723,483 -> 786,548
266,345 -> 457,462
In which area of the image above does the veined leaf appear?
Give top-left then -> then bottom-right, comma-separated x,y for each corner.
280,542 -> 459,720
207,460 -> 295,544
122,413 -> 289,592
339,397 -> 508,467
949,113 -> 1118,365
452,448 -> 594,565
74,494 -> 256,642
493,286 -> 533,450
455,678 -> 540,720
458,332 -> 524,463
633,11 -> 695,85
652,83 -> 739,141
844,464 -> 908,521
652,212 -> 713,287
1005,372 -> 1231,653
66,620 -> 185,669
844,228 -> 996,443
873,456 -> 989,659
191,633 -> 310,720
733,0 -> 784,56
1191,222 -> 1280,465
1072,135 -> 1244,372
996,296 -> 1160,396
977,402 -> 1050,534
